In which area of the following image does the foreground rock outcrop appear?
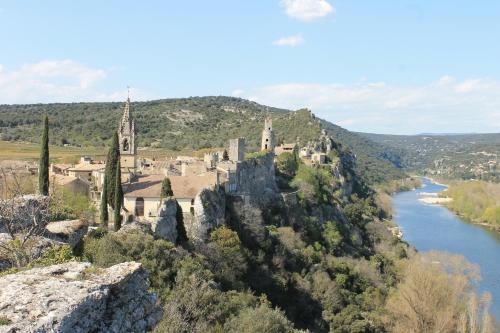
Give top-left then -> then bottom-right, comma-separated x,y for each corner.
0,261 -> 160,333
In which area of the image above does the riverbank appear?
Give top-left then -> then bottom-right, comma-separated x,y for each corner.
439,180 -> 500,232
392,178 -> 500,319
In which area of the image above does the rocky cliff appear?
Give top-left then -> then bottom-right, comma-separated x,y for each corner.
0,261 -> 160,333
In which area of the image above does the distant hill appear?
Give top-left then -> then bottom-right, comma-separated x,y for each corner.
0,96 -> 406,184
360,132 -> 500,182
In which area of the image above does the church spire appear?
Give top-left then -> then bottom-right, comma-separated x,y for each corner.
118,90 -> 137,174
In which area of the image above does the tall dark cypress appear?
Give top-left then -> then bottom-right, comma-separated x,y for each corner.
113,159 -> 123,231
100,179 -> 109,227
104,132 -> 120,208
175,200 -> 188,244
160,177 -> 173,200
38,115 -> 49,195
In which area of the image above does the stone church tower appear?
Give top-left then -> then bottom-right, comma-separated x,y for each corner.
261,117 -> 275,151
118,96 -> 136,173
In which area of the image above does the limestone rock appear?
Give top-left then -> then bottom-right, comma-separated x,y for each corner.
0,261 -> 160,333
151,198 -> 178,243
188,187 -> 226,242
45,219 -> 88,248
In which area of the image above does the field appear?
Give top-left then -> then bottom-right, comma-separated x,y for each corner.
0,140 -> 220,164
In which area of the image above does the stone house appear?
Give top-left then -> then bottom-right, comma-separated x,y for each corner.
122,173 -> 218,222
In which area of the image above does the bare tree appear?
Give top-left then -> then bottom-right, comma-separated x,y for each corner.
385,251 -> 496,333
0,169 -> 51,268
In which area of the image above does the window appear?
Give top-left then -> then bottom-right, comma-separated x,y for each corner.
135,197 -> 144,217
123,139 -> 129,152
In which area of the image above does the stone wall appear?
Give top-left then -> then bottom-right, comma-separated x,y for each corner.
235,153 -> 277,199
0,261 -> 160,333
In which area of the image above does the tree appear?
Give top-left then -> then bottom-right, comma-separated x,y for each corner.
276,152 -> 299,177
105,132 -> 120,208
0,173 -> 51,267
38,115 -> 49,195
161,177 -> 174,199
222,149 -> 229,161
385,251 -> 495,333
176,200 -> 188,244
113,159 -> 123,231
100,179 -> 109,228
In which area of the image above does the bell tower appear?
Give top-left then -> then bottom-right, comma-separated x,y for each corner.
118,91 -> 136,174
261,117 -> 275,152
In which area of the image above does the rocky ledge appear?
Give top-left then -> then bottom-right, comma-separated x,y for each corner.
0,261 -> 160,333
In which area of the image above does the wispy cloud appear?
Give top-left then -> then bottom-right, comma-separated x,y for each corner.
281,0 -> 335,22
273,34 -> 304,47
238,76 -> 500,134
0,60 -> 150,104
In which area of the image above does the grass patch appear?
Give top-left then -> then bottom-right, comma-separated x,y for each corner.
0,316 -> 12,325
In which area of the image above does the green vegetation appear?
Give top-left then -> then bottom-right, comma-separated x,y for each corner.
175,201 -> 187,244
0,316 -> 12,326
100,178 -> 108,227
276,152 -> 300,178
362,132 -> 500,182
375,177 -> 422,195
441,181 -> 500,228
161,177 -> 173,198
38,115 -> 49,195
113,159 -> 123,231
105,132 -> 120,208
50,185 -> 95,221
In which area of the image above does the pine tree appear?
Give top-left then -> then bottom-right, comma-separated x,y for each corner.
223,149 -> 229,161
175,200 -> 188,244
105,132 -> 120,208
100,179 -> 109,227
160,177 -> 174,200
38,115 -> 49,195
113,159 -> 123,231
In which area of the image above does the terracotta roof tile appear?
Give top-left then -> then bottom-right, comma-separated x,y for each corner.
124,173 -> 217,199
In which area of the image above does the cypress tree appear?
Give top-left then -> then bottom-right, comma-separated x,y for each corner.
105,132 -> 120,208
100,179 -> 109,227
222,149 -> 229,161
175,200 -> 188,244
38,115 -> 49,195
160,177 -> 173,199
113,159 -> 123,231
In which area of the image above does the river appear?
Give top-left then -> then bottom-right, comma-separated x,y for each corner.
393,177 -> 500,318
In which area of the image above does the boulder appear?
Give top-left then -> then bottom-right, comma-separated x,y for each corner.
188,187 -> 226,242
151,198 -> 178,243
45,219 -> 88,248
0,261 -> 160,333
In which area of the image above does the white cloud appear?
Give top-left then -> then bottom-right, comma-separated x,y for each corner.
232,89 -> 245,97
0,60 -> 150,104
273,34 -> 304,47
236,77 -> 500,134
281,0 -> 335,22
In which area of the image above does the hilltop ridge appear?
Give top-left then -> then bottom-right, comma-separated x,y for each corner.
0,96 -> 405,184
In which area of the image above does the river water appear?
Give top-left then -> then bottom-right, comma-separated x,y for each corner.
393,177 -> 500,318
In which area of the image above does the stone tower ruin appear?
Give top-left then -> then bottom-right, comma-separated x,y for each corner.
261,117 -> 275,151
229,138 -> 246,162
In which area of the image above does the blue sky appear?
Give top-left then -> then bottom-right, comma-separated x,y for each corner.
0,0 -> 499,134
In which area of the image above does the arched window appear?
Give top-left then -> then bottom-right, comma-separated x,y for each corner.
123,139 -> 129,152
135,197 -> 144,217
